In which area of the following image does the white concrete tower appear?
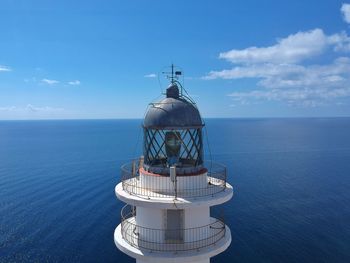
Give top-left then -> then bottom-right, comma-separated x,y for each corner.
114,66 -> 233,263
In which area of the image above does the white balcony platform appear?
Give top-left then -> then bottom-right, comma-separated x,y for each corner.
115,181 -> 233,209
114,220 -> 231,263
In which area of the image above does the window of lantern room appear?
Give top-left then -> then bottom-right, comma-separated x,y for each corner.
143,128 -> 203,168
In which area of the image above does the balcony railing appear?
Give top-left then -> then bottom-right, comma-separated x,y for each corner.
120,160 -> 227,199
120,205 -> 226,252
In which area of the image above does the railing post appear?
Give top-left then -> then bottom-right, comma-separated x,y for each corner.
139,155 -> 144,169
170,166 -> 177,199
132,161 -> 136,177
224,166 -> 227,189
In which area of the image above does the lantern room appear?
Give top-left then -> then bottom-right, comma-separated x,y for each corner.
143,82 -> 204,175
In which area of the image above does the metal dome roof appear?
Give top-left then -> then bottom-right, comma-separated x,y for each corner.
143,96 -> 203,129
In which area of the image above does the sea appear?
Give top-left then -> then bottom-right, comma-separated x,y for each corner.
1,118 -> 350,262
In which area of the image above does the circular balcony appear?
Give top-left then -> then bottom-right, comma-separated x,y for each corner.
120,205 -> 226,252
120,160 -> 227,199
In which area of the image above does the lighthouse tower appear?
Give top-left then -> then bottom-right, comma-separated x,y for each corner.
114,66 -> 233,263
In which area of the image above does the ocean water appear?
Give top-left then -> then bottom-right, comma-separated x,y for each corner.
1,118 -> 350,262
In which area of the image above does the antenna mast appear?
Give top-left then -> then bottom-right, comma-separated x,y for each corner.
162,64 -> 183,95
171,63 -> 175,84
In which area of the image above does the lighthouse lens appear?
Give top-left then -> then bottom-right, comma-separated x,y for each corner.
165,131 -> 181,166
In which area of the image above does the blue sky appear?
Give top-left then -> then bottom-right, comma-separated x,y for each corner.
1,0 -> 350,119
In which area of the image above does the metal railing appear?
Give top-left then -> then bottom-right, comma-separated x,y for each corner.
120,205 -> 226,252
120,160 -> 227,198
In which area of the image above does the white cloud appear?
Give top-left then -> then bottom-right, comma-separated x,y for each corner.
26,104 -> 64,112
205,57 -> 350,86
204,63 -> 304,80
257,57 -> 350,89
341,3 -> 350,23
68,80 -> 81,85
204,26 -> 350,108
215,57 -> 350,107
218,29 -> 350,64
328,31 -> 350,52
144,73 -> 157,78
41,78 -> 59,85
0,65 -> 11,72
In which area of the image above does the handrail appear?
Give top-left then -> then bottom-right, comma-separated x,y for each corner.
120,160 -> 227,198
120,205 -> 226,252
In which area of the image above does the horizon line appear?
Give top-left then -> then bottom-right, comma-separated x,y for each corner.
0,116 -> 350,121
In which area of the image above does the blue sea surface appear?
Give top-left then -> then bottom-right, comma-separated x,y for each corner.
1,118 -> 350,262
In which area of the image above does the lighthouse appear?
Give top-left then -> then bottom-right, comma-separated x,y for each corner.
114,65 -> 233,263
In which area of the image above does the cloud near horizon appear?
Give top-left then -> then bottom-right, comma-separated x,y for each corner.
204,8 -> 350,108
26,104 -> 64,112
0,104 -> 64,112
0,104 -> 64,114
